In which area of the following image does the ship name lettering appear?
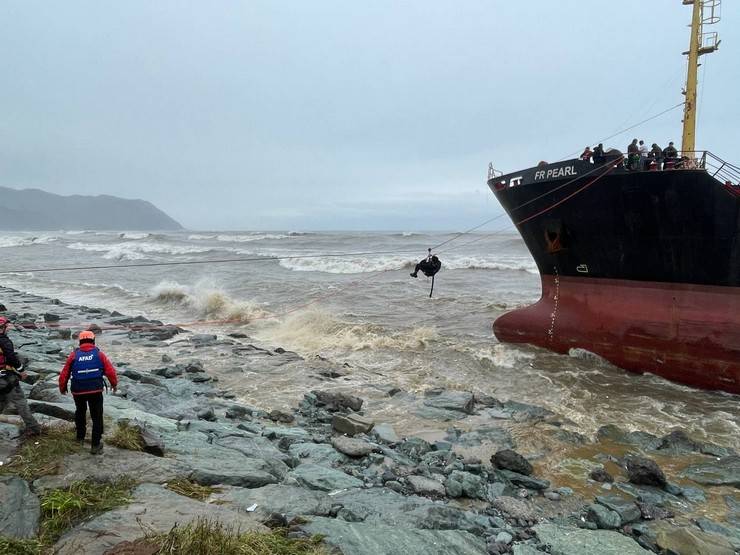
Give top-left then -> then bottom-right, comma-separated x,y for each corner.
534,166 -> 578,181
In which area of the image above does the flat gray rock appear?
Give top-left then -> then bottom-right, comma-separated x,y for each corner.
32,446 -> 191,493
533,523 -> 650,555
0,421 -> 19,462
681,456 -> 740,487
0,476 -> 39,539
332,436 -> 374,457
53,483 -> 265,555
213,484 -> 333,517
289,442 -> 347,466
371,423 -> 400,444
301,516 -> 486,555
423,390 -> 475,414
329,488 -> 490,534
290,463 -> 363,491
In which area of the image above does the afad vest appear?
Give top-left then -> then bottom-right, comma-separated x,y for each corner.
71,347 -> 105,394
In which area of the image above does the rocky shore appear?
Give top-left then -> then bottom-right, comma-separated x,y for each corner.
0,285 -> 738,554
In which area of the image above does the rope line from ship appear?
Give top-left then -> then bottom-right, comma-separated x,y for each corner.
3,156 -> 626,335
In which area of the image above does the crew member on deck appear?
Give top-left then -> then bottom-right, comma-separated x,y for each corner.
593,144 -> 606,165
627,139 -> 640,170
580,146 -> 593,162
663,141 -> 678,168
650,143 -> 663,169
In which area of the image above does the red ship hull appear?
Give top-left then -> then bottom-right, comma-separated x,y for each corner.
493,275 -> 740,394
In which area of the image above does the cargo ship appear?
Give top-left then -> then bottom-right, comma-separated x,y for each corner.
487,0 -> 740,394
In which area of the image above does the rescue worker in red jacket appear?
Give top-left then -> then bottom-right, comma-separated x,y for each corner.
59,330 -> 118,455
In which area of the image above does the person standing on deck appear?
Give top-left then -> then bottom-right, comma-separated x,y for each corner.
59,331 -> 118,455
593,143 -> 606,165
663,141 -> 678,167
627,139 -> 640,170
638,140 -> 649,169
0,317 -> 41,437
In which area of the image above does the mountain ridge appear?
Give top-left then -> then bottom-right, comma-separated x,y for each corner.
0,186 -> 182,230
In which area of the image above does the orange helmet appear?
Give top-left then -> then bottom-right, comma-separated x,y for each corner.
79,330 -> 96,342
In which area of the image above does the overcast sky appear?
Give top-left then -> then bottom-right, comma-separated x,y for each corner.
1,1 -> 737,230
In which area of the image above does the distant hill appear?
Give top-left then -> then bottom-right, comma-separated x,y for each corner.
0,187 -> 182,230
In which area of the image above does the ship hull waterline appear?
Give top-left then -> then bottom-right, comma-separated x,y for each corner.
493,275 -> 740,394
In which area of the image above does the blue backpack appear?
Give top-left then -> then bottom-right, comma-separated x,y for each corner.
71,348 -> 105,393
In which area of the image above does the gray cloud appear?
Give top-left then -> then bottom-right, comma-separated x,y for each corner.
1,1 -> 737,230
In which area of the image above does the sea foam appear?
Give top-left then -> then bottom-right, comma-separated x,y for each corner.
150,280 -> 268,323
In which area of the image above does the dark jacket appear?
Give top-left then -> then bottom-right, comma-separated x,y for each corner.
663,145 -> 678,158
0,334 -> 21,369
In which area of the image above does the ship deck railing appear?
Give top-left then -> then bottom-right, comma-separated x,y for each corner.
621,150 -> 739,186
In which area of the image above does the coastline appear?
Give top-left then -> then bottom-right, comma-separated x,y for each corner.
0,285 -> 737,554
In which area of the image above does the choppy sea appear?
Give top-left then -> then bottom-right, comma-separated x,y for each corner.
1,230 -> 738,450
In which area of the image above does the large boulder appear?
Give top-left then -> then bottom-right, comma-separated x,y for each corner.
53,484 -> 265,555
0,476 -> 40,539
492,449 -> 533,476
625,456 -> 666,488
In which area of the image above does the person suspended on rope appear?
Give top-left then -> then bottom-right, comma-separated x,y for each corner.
410,249 -> 442,278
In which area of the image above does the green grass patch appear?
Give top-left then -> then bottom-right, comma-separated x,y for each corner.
0,425 -> 79,481
150,517 -> 327,555
107,421 -> 144,451
0,536 -> 43,555
166,478 -> 222,501
39,477 -> 136,544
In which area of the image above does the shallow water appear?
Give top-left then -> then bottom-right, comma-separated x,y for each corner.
1,229 -> 738,451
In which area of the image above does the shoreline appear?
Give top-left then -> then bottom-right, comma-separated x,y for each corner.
0,285 -> 738,554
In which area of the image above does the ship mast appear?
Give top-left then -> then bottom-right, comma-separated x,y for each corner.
681,0 -> 721,153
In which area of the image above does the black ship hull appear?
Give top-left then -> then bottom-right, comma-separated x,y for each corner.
489,158 -> 740,393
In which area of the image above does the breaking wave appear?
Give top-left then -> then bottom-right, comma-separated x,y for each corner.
66,241 -> 219,261
0,235 -> 60,248
118,232 -> 152,240
258,308 -> 438,353
188,233 -> 291,242
278,254 -> 536,274
149,281 -> 269,323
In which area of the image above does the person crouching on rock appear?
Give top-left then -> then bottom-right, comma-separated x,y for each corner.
0,316 -> 41,437
59,330 -> 118,455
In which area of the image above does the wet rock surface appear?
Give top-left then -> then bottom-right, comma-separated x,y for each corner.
0,286 -> 737,555
0,476 -> 40,539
